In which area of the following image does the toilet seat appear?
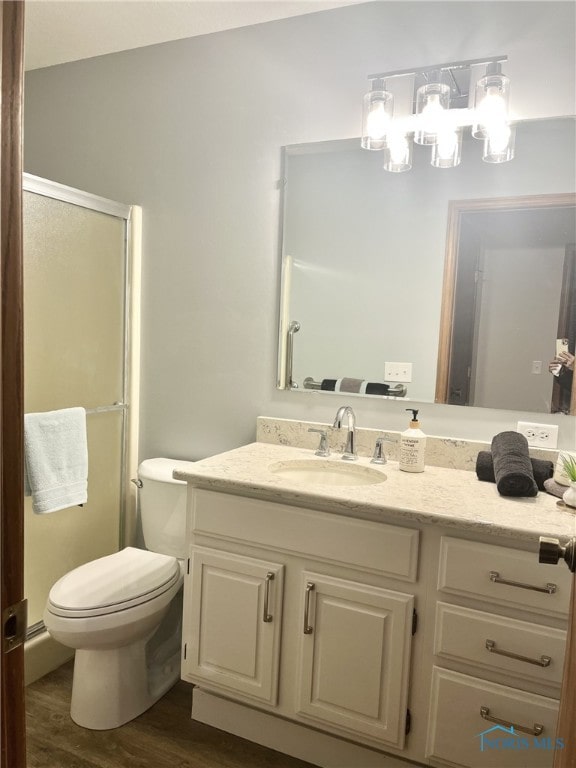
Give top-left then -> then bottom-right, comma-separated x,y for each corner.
46,547 -> 181,619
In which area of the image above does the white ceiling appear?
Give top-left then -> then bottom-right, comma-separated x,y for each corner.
24,0 -> 363,71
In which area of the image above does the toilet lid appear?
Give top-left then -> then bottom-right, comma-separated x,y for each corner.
47,547 -> 181,618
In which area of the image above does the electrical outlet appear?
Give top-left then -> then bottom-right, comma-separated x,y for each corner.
516,421 -> 559,449
384,362 -> 412,383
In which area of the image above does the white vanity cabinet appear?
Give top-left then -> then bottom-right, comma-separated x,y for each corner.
178,474 -> 572,768
426,536 -> 570,768
174,439 -> 576,768
181,489 -> 419,752
184,548 -> 284,706
295,571 -> 414,746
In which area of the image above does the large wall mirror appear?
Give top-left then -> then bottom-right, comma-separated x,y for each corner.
277,117 -> 576,415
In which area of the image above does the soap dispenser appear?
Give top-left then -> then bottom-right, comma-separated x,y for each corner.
399,409 -> 426,473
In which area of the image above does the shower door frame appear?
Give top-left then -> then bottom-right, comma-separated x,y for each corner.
22,174 -> 141,643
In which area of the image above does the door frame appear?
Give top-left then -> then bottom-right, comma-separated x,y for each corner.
551,244 -> 576,413
1,2 -> 26,766
555,571 -> 576,768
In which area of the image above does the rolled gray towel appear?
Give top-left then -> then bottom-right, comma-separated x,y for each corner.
366,382 -> 391,395
491,431 -> 538,497
476,451 -> 553,491
544,478 -> 566,499
320,378 -> 392,396
339,377 -> 363,393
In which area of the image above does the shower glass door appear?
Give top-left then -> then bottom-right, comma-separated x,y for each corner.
23,177 -> 133,636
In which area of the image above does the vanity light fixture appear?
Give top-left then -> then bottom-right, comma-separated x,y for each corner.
361,56 -> 514,172
482,122 -> 516,163
472,61 -> 510,139
432,127 -> 463,168
361,78 -> 394,150
383,129 -> 413,172
414,71 -> 450,146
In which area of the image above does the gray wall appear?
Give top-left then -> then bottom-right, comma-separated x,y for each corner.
23,1 -> 576,458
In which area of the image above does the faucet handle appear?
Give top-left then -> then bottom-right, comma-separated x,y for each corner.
308,428 -> 330,457
371,437 -> 394,465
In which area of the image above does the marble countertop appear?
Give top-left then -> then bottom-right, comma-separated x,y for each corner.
174,442 -> 576,543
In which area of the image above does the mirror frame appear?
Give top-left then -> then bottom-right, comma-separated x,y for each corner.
435,192 -> 576,413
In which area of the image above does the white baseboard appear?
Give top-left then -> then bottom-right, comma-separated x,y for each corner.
25,631 -> 73,685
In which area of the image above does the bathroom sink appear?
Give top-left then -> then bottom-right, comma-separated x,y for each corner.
268,459 -> 386,487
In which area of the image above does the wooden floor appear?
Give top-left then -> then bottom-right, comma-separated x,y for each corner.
26,662 -> 316,768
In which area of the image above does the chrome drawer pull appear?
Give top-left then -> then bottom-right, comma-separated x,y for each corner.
485,639 -> 551,667
489,571 -> 557,594
480,706 -> 544,736
303,582 -> 315,634
262,572 -> 274,623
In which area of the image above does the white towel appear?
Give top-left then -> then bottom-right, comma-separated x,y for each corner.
24,407 -> 88,514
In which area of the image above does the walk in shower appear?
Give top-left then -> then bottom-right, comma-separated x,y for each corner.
22,175 -> 140,681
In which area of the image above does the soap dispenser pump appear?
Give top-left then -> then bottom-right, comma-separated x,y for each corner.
399,409 -> 426,473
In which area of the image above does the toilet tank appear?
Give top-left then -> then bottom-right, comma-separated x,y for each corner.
138,458 -> 194,559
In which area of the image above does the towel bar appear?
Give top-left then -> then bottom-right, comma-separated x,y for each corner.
85,403 -> 127,415
285,321 -> 300,389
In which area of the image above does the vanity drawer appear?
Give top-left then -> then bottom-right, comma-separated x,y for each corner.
434,603 -> 566,687
191,489 -> 419,581
438,537 -> 570,618
426,667 -> 560,767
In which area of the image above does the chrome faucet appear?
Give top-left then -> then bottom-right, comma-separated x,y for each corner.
333,406 -> 357,461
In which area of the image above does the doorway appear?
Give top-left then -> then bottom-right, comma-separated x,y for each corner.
436,194 -> 576,414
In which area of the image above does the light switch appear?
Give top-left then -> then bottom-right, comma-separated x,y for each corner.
384,362 -> 412,383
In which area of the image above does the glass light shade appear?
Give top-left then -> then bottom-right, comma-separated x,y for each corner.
414,82 -> 450,145
482,123 -> 516,163
383,132 -> 412,172
472,70 -> 510,139
361,82 -> 394,150
431,127 -> 462,168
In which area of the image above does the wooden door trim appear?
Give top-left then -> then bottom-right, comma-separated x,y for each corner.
435,193 -> 576,404
0,2 -> 26,766
555,572 -> 576,768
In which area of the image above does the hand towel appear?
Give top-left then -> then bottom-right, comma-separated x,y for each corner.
476,451 -> 553,491
490,431 -> 538,497
24,407 -> 88,514
543,478 -> 566,499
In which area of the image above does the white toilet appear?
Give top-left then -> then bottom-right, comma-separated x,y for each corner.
43,457 -> 193,730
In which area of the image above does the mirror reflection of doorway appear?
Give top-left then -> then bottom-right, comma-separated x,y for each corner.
552,244 -> 576,414
436,195 -> 576,414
